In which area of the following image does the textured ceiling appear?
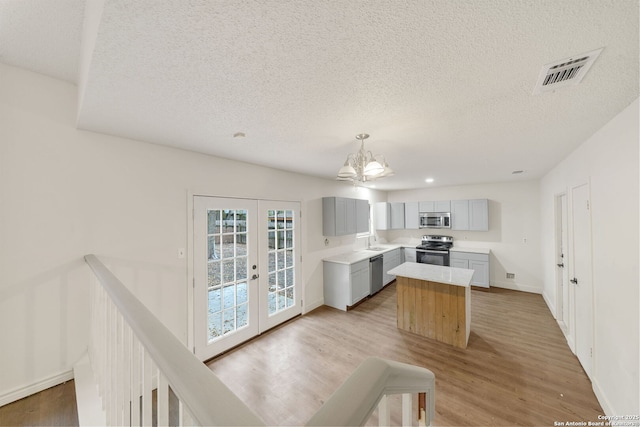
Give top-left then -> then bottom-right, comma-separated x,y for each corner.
1,0 -> 638,190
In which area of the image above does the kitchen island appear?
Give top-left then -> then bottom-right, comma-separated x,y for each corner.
388,262 -> 474,348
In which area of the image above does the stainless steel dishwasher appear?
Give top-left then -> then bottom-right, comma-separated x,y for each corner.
369,255 -> 383,295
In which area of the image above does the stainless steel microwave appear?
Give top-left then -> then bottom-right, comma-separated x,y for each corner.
419,212 -> 451,229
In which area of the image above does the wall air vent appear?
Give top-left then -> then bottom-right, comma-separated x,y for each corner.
533,48 -> 603,95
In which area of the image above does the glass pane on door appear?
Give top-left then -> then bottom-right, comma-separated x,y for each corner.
267,209 -> 295,315
207,209 -> 249,342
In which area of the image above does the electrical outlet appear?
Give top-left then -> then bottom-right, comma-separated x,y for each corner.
506,273 -> 515,279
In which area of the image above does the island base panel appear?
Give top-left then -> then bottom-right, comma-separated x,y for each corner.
397,276 -> 469,348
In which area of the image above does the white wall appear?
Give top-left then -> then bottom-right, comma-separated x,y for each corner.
540,99 -> 639,416
387,180 -> 543,293
0,64 -> 386,403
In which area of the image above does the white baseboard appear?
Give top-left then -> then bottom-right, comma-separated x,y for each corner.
541,290 -> 557,319
0,370 -> 74,407
491,280 -> 543,294
73,353 -> 106,426
592,377 -> 614,416
303,298 -> 324,314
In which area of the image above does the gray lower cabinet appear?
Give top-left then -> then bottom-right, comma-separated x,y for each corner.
323,259 -> 370,311
323,197 -> 369,236
382,248 -> 402,285
449,251 -> 490,288
404,247 -> 417,263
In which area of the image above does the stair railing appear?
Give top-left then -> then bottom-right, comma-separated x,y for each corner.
84,254 -> 435,426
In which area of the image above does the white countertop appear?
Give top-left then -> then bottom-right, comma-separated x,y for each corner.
449,247 -> 491,255
322,244 -> 404,265
322,244 -> 490,265
387,262 -> 474,287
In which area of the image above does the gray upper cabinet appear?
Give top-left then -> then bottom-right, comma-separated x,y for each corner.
355,199 -> 370,233
451,200 -> 470,230
419,201 -> 434,212
374,202 -> 390,230
435,200 -> 451,212
419,200 -> 451,212
323,197 -> 369,236
389,203 -> 405,229
345,198 -> 357,234
469,199 -> 489,231
451,199 -> 488,231
404,201 -> 419,229
375,202 -> 405,230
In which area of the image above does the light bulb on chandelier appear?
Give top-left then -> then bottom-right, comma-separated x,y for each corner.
336,133 -> 394,184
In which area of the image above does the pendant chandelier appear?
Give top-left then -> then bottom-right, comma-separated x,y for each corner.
336,133 -> 394,183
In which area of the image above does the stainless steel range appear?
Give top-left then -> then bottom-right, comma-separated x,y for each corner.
416,235 -> 453,266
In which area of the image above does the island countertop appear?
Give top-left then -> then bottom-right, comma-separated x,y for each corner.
387,262 -> 474,287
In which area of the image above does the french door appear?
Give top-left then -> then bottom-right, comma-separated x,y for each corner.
193,196 -> 301,360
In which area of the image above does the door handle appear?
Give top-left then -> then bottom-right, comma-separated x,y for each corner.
251,274 -> 260,280
570,277 -> 578,284
557,263 -> 564,268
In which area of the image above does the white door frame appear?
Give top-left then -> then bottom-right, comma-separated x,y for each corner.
554,192 -> 570,335
186,192 -> 303,356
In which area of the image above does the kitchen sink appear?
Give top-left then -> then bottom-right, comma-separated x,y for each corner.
368,247 -> 386,251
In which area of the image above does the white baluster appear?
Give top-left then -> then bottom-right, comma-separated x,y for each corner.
117,312 -> 124,425
158,372 -> 169,426
401,393 -> 412,427
424,390 -> 434,427
131,336 -> 141,427
377,395 -> 390,427
142,350 -> 153,426
100,285 -> 107,412
106,299 -> 114,425
123,323 -> 132,425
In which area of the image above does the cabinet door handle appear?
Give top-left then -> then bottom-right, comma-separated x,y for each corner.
570,277 -> 578,284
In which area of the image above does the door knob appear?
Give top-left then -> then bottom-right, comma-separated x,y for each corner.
252,274 -> 260,280
570,277 -> 578,284
557,263 -> 564,268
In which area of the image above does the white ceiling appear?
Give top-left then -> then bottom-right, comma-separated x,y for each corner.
1,0 -> 638,190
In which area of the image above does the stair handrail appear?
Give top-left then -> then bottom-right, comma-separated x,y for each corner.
85,254 -> 435,426
84,254 -> 265,426
306,356 -> 436,426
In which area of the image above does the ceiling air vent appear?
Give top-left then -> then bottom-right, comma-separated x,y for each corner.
533,48 -> 603,95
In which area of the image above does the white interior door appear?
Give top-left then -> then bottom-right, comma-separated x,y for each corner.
194,197 -> 302,360
570,183 -> 593,378
194,197 -> 259,360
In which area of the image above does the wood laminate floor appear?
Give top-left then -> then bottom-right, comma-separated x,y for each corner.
207,284 -> 603,426
0,285 -> 602,426
0,381 -> 78,426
